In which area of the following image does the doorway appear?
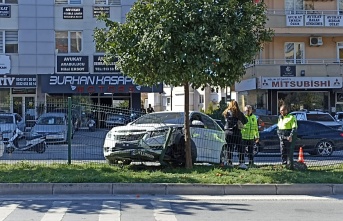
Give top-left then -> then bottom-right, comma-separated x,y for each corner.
11,95 -> 36,129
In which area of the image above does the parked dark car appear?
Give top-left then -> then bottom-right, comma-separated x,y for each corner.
256,114 -> 278,131
259,120 -> 343,156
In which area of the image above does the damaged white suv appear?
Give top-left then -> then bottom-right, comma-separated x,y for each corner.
103,111 -> 226,166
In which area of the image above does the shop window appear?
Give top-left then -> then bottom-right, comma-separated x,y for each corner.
94,0 -> 121,5
284,42 -> 304,64
55,31 -> 82,53
199,95 -> 204,104
55,0 -> 82,4
0,31 -> 18,53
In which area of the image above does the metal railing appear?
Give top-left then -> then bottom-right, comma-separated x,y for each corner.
267,9 -> 342,15
250,59 -> 343,65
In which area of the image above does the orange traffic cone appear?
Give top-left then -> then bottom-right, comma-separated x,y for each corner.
298,147 -> 304,163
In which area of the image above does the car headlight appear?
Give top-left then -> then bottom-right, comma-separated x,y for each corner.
107,132 -> 112,139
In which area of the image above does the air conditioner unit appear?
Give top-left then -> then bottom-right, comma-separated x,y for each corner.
310,37 -> 323,46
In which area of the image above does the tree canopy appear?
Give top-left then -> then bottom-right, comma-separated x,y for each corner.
94,0 -> 274,168
94,0 -> 273,89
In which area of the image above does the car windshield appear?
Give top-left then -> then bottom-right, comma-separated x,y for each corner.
307,114 -> 334,121
132,112 -> 184,124
0,116 -> 14,124
37,116 -> 65,125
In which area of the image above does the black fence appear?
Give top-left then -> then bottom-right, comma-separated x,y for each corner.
0,98 -> 342,169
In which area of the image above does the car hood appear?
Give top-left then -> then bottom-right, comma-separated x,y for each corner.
108,123 -> 183,134
32,125 -> 66,133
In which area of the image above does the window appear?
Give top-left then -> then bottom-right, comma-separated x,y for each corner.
94,0 -> 121,5
284,42 -> 304,64
285,0 -> 303,14
0,0 -> 18,3
55,31 -> 82,53
199,95 -> 204,104
166,97 -> 171,106
55,0 -> 82,4
0,31 -> 18,53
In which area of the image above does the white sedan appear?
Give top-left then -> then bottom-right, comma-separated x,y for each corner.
103,111 -> 226,165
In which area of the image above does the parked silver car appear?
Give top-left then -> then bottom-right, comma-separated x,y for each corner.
0,113 -> 26,141
30,113 -> 71,143
290,110 -> 342,130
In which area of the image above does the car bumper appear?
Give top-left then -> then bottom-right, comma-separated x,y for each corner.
104,147 -> 161,161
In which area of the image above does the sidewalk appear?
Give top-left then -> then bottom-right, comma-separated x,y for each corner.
0,183 -> 342,195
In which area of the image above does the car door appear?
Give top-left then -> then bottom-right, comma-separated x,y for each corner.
189,113 -> 225,164
15,114 -> 26,132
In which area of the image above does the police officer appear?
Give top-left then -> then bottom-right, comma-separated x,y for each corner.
277,105 -> 297,169
241,105 -> 259,167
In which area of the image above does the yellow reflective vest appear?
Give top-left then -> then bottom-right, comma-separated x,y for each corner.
277,114 -> 297,136
241,114 -> 259,140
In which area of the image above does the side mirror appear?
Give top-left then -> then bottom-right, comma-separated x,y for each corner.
191,120 -> 205,128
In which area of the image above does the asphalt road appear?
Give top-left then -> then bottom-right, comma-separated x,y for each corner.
0,129 -> 342,167
0,195 -> 342,221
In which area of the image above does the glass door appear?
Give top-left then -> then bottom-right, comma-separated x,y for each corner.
12,95 -> 36,129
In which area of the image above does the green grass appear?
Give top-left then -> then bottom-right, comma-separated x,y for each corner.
0,162 -> 342,184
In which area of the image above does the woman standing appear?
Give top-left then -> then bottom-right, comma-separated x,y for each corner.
222,101 -> 247,168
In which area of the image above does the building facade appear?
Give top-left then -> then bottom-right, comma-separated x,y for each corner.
237,0 -> 343,115
0,0 -> 161,126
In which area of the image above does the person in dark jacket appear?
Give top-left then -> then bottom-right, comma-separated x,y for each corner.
222,100 -> 248,167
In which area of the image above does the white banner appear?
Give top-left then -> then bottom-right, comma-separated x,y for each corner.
0,55 -> 11,74
305,14 -> 324,26
325,15 -> 343,27
286,15 -> 303,26
260,77 -> 342,89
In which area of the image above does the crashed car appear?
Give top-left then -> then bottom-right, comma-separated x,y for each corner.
103,111 -> 227,165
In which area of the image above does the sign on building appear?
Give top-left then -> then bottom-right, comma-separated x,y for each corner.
286,15 -> 303,26
93,55 -> 119,72
0,55 -> 11,74
93,6 -> 110,18
259,77 -> 342,89
280,65 -> 296,77
63,7 -> 83,19
0,5 -> 10,18
0,75 -> 36,88
56,56 -> 89,73
304,14 -> 324,26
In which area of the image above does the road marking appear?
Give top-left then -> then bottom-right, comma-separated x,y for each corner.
99,201 -> 121,221
0,201 -> 21,220
151,200 -> 177,221
40,201 -> 71,221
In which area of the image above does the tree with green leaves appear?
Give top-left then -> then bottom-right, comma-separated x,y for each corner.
94,0 -> 273,169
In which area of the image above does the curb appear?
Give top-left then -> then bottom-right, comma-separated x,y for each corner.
0,183 -> 341,195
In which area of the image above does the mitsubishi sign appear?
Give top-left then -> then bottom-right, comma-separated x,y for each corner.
259,77 -> 342,89
40,74 -> 163,94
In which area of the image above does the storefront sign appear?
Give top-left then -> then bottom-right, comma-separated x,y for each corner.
39,74 -> 163,94
280,65 -> 296,77
93,55 -> 119,72
0,5 -> 10,18
305,14 -> 324,26
93,6 -> 110,18
260,77 -> 342,89
325,15 -> 343,27
0,55 -> 11,74
286,15 -> 303,26
235,78 -> 256,92
0,75 -> 36,88
56,56 -> 89,73
63,7 -> 83,19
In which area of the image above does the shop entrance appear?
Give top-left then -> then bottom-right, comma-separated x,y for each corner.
11,95 -> 36,129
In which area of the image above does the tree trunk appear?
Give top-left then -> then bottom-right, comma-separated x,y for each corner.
184,82 -> 192,169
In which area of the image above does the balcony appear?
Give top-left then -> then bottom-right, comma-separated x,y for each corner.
266,9 -> 343,35
244,59 -> 343,79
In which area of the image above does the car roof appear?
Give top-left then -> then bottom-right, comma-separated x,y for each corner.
40,112 -> 66,117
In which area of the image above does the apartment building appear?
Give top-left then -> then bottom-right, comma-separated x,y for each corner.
237,0 -> 343,115
0,0 -> 161,125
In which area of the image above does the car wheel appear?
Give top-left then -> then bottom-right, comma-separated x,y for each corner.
106,159 -> 118,165
315,140 -> 334,156
35,142 -> 46,154
172,137 -> 197,166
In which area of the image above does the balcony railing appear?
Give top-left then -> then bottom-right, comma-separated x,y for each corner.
267,9 -> 341,15
251,59 -> 343,65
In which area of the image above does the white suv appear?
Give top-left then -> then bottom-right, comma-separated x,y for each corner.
290,111 -> 342,130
